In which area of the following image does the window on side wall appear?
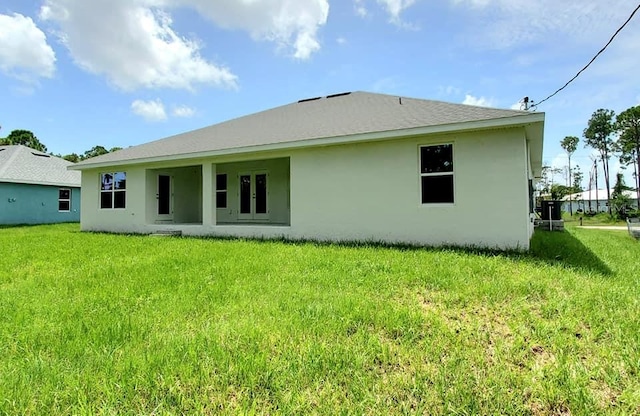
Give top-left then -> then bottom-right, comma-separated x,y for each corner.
420,144 -> 454,204
100,172 -> 126,209
216,173 -> 227,208
59,189 -> 71,212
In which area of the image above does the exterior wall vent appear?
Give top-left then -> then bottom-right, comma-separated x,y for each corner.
298,96 -> 322,103
326,92 -> 351,99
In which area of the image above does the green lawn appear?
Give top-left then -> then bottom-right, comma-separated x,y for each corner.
563,212 -> 629,227
1,224 -> 639,415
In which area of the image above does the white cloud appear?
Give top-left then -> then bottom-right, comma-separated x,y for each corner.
450,0 -> 639,49
377,0 -> 416,24
182,0 -> 329,60
336,37 -> 347,45
39,0 -> 330,90
40,0 -> 238,91
172,105 -> 195,118
372,76 -> 402,93
462,94 -> 495,107
354,0 -> 369,17
354,0 -> 417,24
550,153 -> 568,170
439,85 -> 462,96
131,99 -> 167,121
0,13 -> 56,81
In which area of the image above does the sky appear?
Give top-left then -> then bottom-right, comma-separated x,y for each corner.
1,0 -> 639,189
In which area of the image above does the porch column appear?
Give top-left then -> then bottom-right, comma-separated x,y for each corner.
202,163 -> 215,226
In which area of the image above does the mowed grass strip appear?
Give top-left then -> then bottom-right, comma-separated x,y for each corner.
0,223 -> 639,415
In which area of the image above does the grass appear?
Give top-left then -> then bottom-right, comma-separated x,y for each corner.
562,212 -> 628,226
0,224 -> 639,415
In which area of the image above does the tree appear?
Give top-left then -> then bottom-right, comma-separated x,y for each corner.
538,165 -> 564,198
611,173 -> 633,218
82,145 -> 109,160
62,146 -> 121,162
560,135 -> 579,215
616,105 -> 640,208
62,153 -> 81,163
584,109 -> 616,215
550,184 -> 571,200
0,129 -> 47,152
572,165 -> 584,193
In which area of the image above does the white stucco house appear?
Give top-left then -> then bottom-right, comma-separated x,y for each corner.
562,189 -> 639,213
70,92 -> 545,250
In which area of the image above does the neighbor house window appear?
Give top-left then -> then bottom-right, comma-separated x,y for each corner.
420,144 -> 454,204
100,172 -> 126,209
216,173 -> 227,208
59,189 -> 71,212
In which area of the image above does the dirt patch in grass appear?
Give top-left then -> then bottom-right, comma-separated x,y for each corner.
529,344 -> 556,370
418,293 -> 517,367
590,382 -> 620,410
528,400 -> 572,416
419,293 -> 514,338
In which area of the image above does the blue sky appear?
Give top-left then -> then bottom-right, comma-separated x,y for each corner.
1,0 -> 639,189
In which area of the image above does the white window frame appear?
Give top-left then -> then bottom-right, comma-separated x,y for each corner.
58,188 -> 71,212
419,143 -> 455,205
238,170 -> 269,221
100,172 -> 127,209
216,173 -> 228,209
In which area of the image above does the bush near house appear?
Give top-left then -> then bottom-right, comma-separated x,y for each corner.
0,224 -> 638,414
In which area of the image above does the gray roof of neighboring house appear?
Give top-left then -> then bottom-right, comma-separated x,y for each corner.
564,189 -> 639,201
74,91 -> 544,168
0,145 -> 81,187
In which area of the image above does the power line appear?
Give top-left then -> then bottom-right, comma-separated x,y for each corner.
534,3 -> 640,108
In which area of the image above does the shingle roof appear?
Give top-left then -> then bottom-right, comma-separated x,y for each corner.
0,145 -> 81,187
564,189 -> 639,201
75,91 -> 542,167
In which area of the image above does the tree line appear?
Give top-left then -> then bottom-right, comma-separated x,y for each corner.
543,105 -> 640,217
0,129 -> 121,162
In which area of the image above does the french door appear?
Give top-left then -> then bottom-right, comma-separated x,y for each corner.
157,174 -> 173,220
238,171 -> 268,221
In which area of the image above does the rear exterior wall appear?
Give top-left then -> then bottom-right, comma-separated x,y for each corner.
289,127 -> 530,249
78,127 -> 531,249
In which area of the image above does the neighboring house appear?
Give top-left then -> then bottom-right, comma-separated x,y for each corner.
71,91 -> 545,250
0,145 -> 81,224
562,189 -> 639,213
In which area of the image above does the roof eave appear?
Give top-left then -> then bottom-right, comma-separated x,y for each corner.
0,179 -> 81,187
70,113 -> 545,171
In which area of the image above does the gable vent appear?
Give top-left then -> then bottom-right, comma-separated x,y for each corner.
326,92 -> 351,99
32,152 -> 51,158
298,96 -> 322,103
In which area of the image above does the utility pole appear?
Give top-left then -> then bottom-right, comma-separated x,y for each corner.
589,166 -> 593,213
635,161 -> 639,209
520,97 -> 536,111
566,166 -> 573,216
594,159 -> 599,213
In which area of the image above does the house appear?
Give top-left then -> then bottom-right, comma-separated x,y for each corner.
70,92 -> 545,250
562,189 -> 639,213
0,145 -> 81,224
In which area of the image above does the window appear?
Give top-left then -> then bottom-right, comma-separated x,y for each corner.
420,144 -> 454,204
59,189 -> 71,212
216,173 -> 227,208
100,172 -> 126,209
